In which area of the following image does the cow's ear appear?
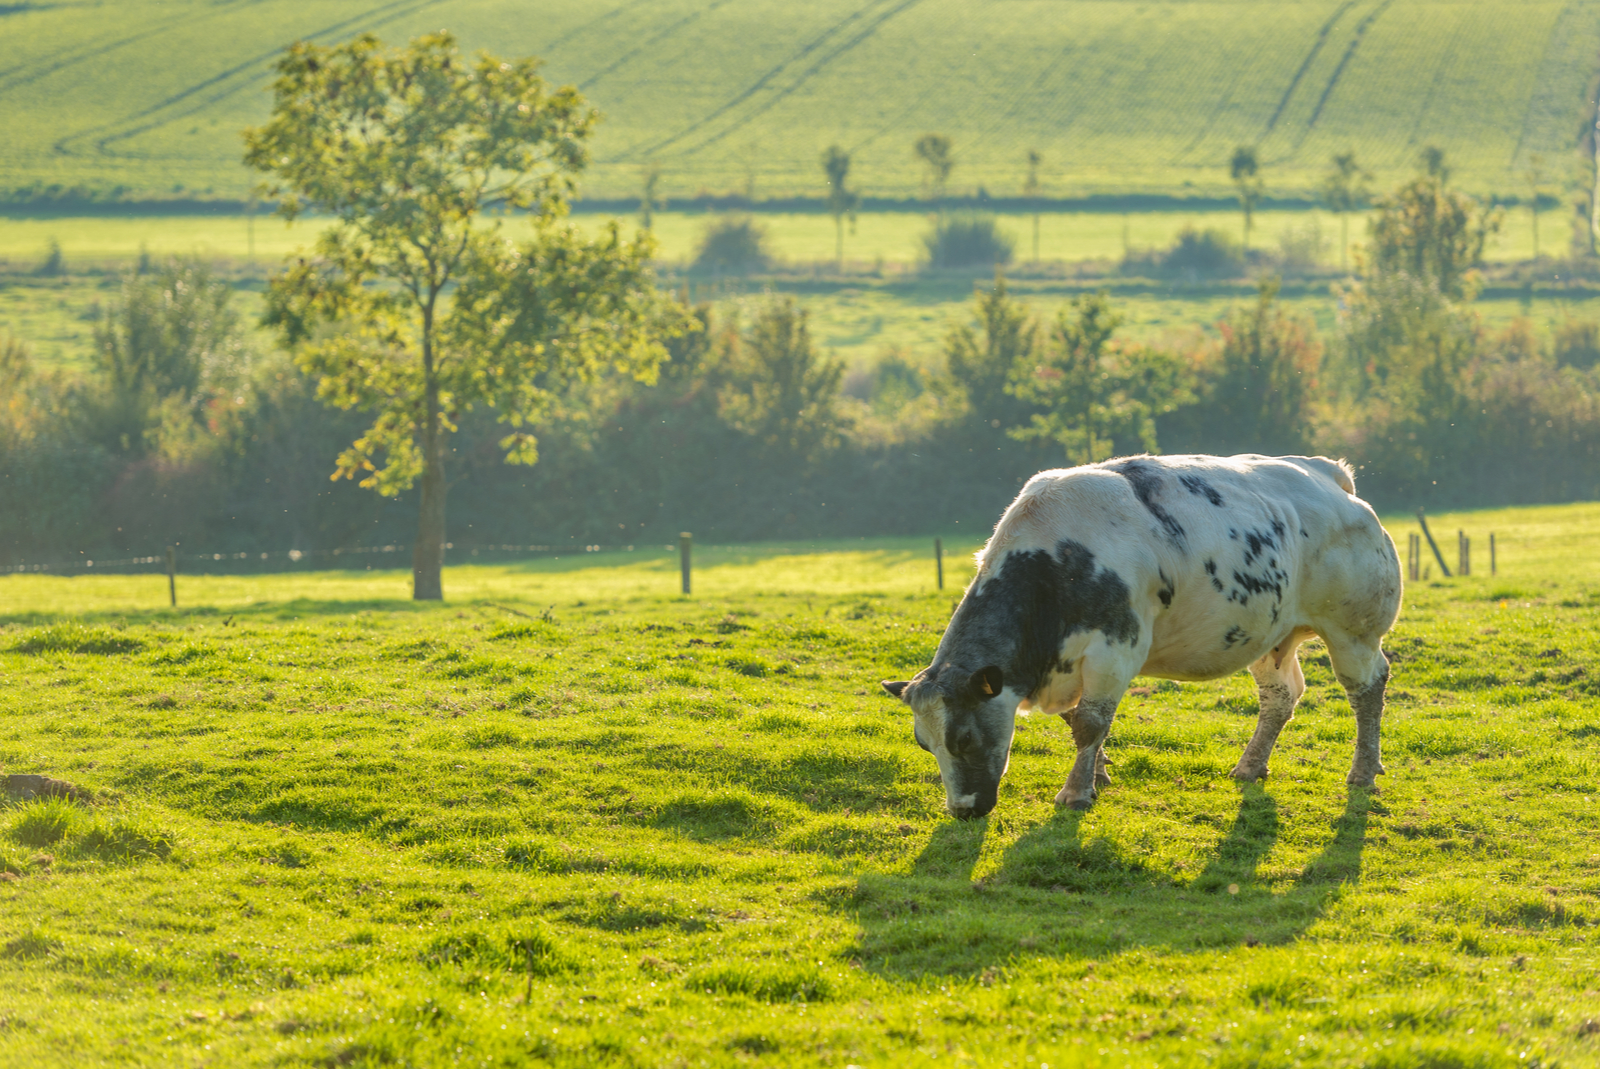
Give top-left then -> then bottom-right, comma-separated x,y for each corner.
970,666 -> 1004,698
881,680 -> 911,699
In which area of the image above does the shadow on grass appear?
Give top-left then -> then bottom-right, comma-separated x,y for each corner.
849,785 -> 1375,978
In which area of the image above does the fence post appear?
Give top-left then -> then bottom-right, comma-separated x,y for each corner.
679,532 -> 692,595
935,537 -> 944,591
1415,508 -> 1452,577
1457,530 -> 1469,577
1490,532 -> 1497,576
166,546 -> 177,607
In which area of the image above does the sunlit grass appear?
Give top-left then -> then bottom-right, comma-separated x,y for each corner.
2,505 -> 1598,1065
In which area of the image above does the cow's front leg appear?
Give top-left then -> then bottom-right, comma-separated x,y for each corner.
1054,697 -> 1119,810
1231,642 -> 1307,781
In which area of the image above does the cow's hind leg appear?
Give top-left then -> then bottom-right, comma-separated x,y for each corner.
1324,628 -> 1390,787
1230,633 -> 1309,782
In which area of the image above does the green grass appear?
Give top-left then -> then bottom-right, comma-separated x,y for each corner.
1,506 -> 1599,1066
1,1 -> 1594,202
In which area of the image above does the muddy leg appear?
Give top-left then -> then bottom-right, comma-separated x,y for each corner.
1054,698 -> 1118,810
1231,640 -> 1307,782
1325,633 -> 1390,788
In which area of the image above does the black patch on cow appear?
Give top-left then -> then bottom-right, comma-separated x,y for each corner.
1107,458 -> 1185,543
1240,527 -> 1277,567
1178,473 -> 1225,506
1223,625 -> 1249,648
1157,569 -> 1175,608
946,539 -> 1141,700
1301,528 -> 1309,538
1204,559 -> 1224,592
1232,569 -> 1283,600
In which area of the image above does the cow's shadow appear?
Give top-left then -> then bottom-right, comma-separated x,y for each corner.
848,784 -> 1374,979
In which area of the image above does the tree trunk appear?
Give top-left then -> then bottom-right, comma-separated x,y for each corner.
413,309 -> 447,600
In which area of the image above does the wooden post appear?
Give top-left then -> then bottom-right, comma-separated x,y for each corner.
166,546 -> 177,607
1457,530 -> 1470,577
1490,532 -> 1497,575
1406,533 -> 1420,582
1415,508 -> 1452,577
679,532 -> 692,595
1464,534 -> 1471,577
934,537 -> 944,591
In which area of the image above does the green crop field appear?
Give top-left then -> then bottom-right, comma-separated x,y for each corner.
2,1 -> 1597,203
1,505 -> 1599,1067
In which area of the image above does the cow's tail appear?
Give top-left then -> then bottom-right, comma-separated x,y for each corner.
1298,455 -> 1357,495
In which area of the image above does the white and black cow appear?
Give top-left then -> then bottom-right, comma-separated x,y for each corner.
883,454 -> 1401,819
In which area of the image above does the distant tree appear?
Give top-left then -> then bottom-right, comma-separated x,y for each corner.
717,297 -> 844,463
915,134 -> 954,206
1319,150 -> 1371,274
1367,165 -> 1499,300
1201,279 -> 1320,454
245,32 -> 674,600
1007,292 -> 1185,464
1230,145 -> 1264,254
821,145 -> 859,267
1524,153 -> 1544,261
0,333 -> 35,438
943,271 -> 1036,430
640,163 -> 661,231
1418,145 -> 1450,183
1024,149 -> 1043,262
85,259 -> 247,458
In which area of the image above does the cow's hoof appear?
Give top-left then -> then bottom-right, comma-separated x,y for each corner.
1054,785 -> 1096,809
1346,771 -> 1380,788
1229,763 -> 1268,782
1094,771 -> 1112,789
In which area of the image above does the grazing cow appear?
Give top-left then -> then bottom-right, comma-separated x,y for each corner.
882,454 -> 1401,819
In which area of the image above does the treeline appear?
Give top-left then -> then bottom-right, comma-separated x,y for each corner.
3,163 -> 1599,564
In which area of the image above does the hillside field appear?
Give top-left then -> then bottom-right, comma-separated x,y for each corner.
1,503 -> 1599,1067
2,0 -> 1597,203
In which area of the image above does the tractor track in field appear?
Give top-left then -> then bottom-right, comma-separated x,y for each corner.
1261,0 -> 1359,140
0,5 -> 205,98
618,0 -> 924,162
51,0 -> 448,162
1299,0 -> 1395,142
578,0 -> 740,93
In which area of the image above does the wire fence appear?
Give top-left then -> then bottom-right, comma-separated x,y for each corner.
0,541 -> 667,576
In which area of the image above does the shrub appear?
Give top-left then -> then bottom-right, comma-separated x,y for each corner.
691,216 -> 770,274
1555,320 -> 1600,370
920,213 -> 1015,270
1164,227 -> 1244,278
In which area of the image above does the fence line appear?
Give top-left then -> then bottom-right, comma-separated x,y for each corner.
0,541 -> 666,576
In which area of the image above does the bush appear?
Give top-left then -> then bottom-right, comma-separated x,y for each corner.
691,216 -> 770,274
1556,320 -> 1600,370
920,213 -> 1015,270
1123,226 -> 1244,280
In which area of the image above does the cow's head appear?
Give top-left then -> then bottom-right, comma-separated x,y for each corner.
882,664 -> 1016,820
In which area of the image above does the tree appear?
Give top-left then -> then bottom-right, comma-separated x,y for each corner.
1201,279 -> 1319,454
943,270 -> 1037,433
1024,149 -> 1043,263
1524,153 -> 1544,261
640,163 -> 661,231
1367,163 -> 1499,301
1419,145 -> 1449,183
717,297 -> 843,463
821,145 -> 858,267
1230,145 -> 1264,254
1319,150 -> 1371,274
245,32 -> 673,600
915,133 -> 954,206
85,259 -> 247,458
1007,292 -> 1185,464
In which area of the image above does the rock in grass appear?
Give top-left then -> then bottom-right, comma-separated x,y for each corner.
4,774 -> 82,801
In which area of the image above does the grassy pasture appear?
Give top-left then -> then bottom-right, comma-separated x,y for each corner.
0,1 -> 1594,202
0,208 -> 1573,271
1,505 -> 1598,1067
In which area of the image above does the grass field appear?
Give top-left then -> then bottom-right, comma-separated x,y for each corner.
1,504 -> 1599,1067
1,1 -> 1596,203
0,207 -> 1575,270
3,207 -> 1593,375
